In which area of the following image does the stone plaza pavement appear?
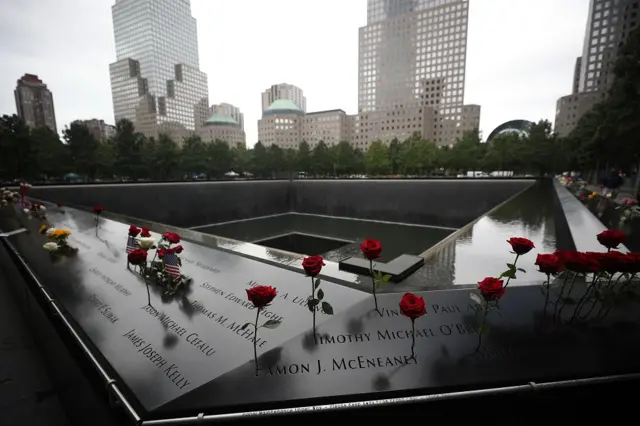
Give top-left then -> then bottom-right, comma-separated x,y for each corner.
0,269 -> 69,426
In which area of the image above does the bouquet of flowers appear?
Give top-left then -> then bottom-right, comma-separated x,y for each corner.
27,202 -> 47,220
129,228 -> 192,296
617,198 -> 640,224
42,226 -> 78,256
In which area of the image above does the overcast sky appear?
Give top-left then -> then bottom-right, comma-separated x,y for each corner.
0,0 -> 588,145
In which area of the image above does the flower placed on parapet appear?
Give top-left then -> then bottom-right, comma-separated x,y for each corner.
162,232 -> 181,244
399,292 -> 426,360
140,227 -> 151,237
507,237 -> 535,255
597,229 -> 625,251
241,285 -> 281,373
302,255 -> 333,344
360,238 -> 389,314
93,205 -> 103,236
43,242 -> 58,252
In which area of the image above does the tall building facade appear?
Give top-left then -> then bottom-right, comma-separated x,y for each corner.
555,0 -> 638,136
211,103 -> 244,130
578,0 -> 638,93
14,74 -> 57,133
109,0 -> 209,140
357,0 -> 474,146
200,103 -> 246,147
72,119 -> 116,141
261,84 -> 307,113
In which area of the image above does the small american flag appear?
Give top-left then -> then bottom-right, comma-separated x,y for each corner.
164,251 -> 181,280
126,236 -> 139,254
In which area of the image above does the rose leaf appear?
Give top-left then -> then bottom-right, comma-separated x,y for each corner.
317,288 -> 324,300
262,320 -> 281,329
321,302 -> 334,315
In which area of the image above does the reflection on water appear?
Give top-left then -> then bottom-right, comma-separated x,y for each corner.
199,214 -> 453,262
400,182 -> 557,291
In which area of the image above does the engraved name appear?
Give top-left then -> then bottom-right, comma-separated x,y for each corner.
88,267 -> 131,296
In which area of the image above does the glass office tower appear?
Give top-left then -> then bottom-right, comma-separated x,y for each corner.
109,0 -> 209,139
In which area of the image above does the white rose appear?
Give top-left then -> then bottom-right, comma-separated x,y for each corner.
137,237 -> 156,250
23,208 -> 29,214
39,205 -> 46,211
46,228 -> 58,236
43,242 -> 59,252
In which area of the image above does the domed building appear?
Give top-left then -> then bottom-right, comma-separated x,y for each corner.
258,99 -> 304,149
199,112 -> 245,147
486,120 -> 534,142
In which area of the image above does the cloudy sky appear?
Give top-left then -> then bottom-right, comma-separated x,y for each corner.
0,0 -> 588,145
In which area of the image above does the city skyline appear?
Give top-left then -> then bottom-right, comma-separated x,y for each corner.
1,0 -> 588,145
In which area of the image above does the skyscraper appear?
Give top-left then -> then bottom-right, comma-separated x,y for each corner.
108,0 -> 209,140
357,0 -> 473,146
261,84 -> 307,113
578,0 -> 638,93
14,74 -> 57,133
555,0 -> 638,136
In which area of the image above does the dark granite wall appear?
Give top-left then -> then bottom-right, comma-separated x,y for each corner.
292,179 -> 535,228
29,181 -> 293,228
30,179 -> 534,228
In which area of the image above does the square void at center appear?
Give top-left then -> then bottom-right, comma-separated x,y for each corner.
254,233 -> 352,256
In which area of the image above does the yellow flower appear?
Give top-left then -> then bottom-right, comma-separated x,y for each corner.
52,229 -> 72,239
39,225 -> 48,234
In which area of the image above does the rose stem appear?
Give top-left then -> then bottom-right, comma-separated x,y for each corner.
553,271 -> 572,322
543,274 -> 550,315
598,273 -> 637,319
410,319 -> 416,360
557,272 -> 580,320
503,254 -> 520,290
571,272 -> 600,321
311,276 -> 317,344
253,307 -> 260,373
370,259 -> 379,314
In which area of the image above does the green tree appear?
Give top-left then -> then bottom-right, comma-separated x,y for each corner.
448,130 -> 484,173
113,119 -> 145,180
206,140 -> 232,177
95,140 -> 116,179
154,134 -> 180,179
388,138 -> 401,174
365,140 -> 390,175
251,142 -> 270,177
32,126 -> 69,179
232,144 -> 250,173
311,141 -> 333,175
283,148 -> 297,178
180,135 -> 207,177
63,122 -> 100,179
297,141 -> 311,173
483,132 -> 521,172
335,140 -> 356,175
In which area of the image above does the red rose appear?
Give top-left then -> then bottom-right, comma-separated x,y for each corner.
399,293 -> 426,319
478,277 -> 505,301
302,255 -> 325,277
535,254 -> 563,275
507,237 -> 535,255
162,232 -> 181,244
127,249 -> 147,265
596,229 -> 625,250
157,248 -> 166,258
128,225 -> 141,237
57,203 -> 63,207
173,245 -> 184,254
140,227 -> 151,238
585,251 -> 623,274
618,253 -> 640,274
93,205 -> 103,214
563,251 -> 600,273
360,238 -> 382,260
246,285 -> 277,308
